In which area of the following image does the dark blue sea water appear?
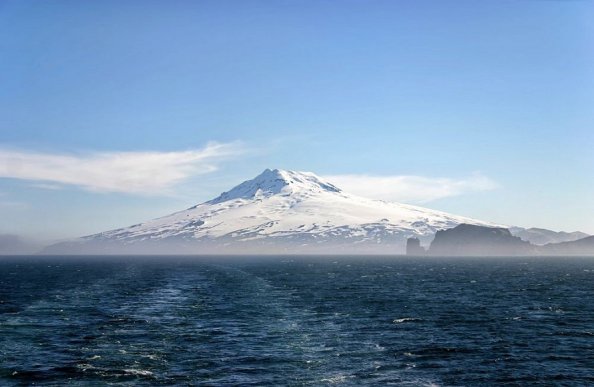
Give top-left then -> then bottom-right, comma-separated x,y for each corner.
1,256 -> 593,386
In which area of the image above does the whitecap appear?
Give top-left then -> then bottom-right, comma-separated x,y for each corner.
320,374 -> 354,384
393,317 -> 422,323
124,369 -> 154,376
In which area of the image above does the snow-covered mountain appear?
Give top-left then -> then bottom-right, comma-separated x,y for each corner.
45,169 -> 503,254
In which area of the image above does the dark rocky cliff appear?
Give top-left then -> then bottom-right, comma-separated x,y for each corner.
429,224 -> 535,256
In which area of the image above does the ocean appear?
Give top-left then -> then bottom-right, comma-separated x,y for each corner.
1,256 -> 593,385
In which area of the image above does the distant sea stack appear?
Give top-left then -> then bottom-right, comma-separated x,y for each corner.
428,224 -> 534,256
406,237 -> 426,256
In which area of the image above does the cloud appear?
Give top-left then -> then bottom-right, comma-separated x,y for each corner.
325,173 -> 498,203
0,142 -> 244,195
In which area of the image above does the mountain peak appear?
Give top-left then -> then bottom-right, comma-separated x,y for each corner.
208,168 -> 341,204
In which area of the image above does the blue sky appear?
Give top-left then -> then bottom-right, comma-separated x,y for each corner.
0,0 -> 593,240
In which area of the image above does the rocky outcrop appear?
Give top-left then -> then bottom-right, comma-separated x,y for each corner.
428,224 -> 535,256
406,237 -> 426,256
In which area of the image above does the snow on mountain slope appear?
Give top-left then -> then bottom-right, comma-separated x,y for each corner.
48,169 -> 502,254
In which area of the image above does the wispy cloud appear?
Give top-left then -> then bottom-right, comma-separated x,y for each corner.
0,142 -> 244,195
325,173 -> 498,203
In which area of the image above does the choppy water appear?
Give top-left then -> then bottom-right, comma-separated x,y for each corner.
1,256 -> 593,386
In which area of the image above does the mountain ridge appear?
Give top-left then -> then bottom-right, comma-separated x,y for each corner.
509,227 -> 589,245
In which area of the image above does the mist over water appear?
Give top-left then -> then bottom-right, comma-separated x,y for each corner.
1,256 -> 593,385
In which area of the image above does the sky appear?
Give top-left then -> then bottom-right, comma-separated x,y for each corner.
0,0 -> 593,242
